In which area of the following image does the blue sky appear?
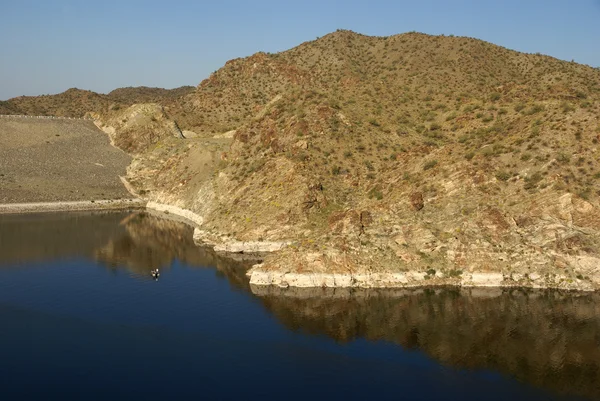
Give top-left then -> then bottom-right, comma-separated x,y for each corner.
1,0 -> 599,100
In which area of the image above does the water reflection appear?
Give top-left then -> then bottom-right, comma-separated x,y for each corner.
0,211 -> 254,283
0,212 -> 127,264
1,211 -> 599,399
252,286 -> 600,399
94,212 -> 255,286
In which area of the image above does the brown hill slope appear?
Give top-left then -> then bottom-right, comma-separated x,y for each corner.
168,30 -> 599,134
3,88 -> 110,117
155,31 -> 600,229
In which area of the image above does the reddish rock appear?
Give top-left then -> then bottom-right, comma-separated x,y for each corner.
410,192 -> 424,211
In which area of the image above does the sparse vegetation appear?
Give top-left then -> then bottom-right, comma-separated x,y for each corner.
423,160 -> 438,170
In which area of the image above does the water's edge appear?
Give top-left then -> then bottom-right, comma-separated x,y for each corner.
2,200 -> 597,293
0,199 -> 145,214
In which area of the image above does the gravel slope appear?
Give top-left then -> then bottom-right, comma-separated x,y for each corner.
0,117 -> 132,203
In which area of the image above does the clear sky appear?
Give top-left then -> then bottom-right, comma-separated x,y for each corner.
1,0 -> 599,100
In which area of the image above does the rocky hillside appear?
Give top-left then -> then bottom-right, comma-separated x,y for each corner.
106,30 -> 600,290
9,30 -> 600,289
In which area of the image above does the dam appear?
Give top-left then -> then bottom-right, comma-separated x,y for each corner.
0,116 -> 131,203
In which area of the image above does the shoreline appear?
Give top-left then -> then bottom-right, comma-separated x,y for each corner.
249,283 -> 594,299
143,202 -> 599,293
0,199 -> 146,214
247,269 -> 597,292
2,199 -> 598,293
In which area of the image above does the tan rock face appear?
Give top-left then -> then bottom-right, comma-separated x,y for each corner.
97,104 -> 182,154
294,140 -> 308,150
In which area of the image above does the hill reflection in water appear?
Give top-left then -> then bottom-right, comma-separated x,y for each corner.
252,285 -> 600,399
1,211 -> 599,399
0,211 -> 254,284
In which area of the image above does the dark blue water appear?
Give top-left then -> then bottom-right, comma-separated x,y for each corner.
0,211 -> 598,401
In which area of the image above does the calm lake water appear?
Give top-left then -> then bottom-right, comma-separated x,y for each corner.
0,211 -> 598,401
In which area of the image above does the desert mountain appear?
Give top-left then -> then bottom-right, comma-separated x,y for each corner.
7,30 -> 600,289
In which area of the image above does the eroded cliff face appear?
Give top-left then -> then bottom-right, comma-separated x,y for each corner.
91,104 -> 183,154
248,183 -> 600,291
92,31 -> 600,290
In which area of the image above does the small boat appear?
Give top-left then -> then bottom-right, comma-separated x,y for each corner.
151,269 -> 160,280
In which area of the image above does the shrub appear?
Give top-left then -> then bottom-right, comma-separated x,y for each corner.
561,101 -> 575,113
495,171 -> 511,181
523,104 -> 545,115
524,171 -> 543,190
557,153 -> 571,164
368,187 -> 383,200
490,92 -> 501,102
423,160 -> 438,170
578,188 -> 591,200
521,153 -> 532,161
445,112 -> 457,121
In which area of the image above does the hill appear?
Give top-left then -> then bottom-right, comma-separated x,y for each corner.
107,86 -> 195,104
7,30 -> 600,290
0,86 -> 195,118
160,31 -> 600,290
